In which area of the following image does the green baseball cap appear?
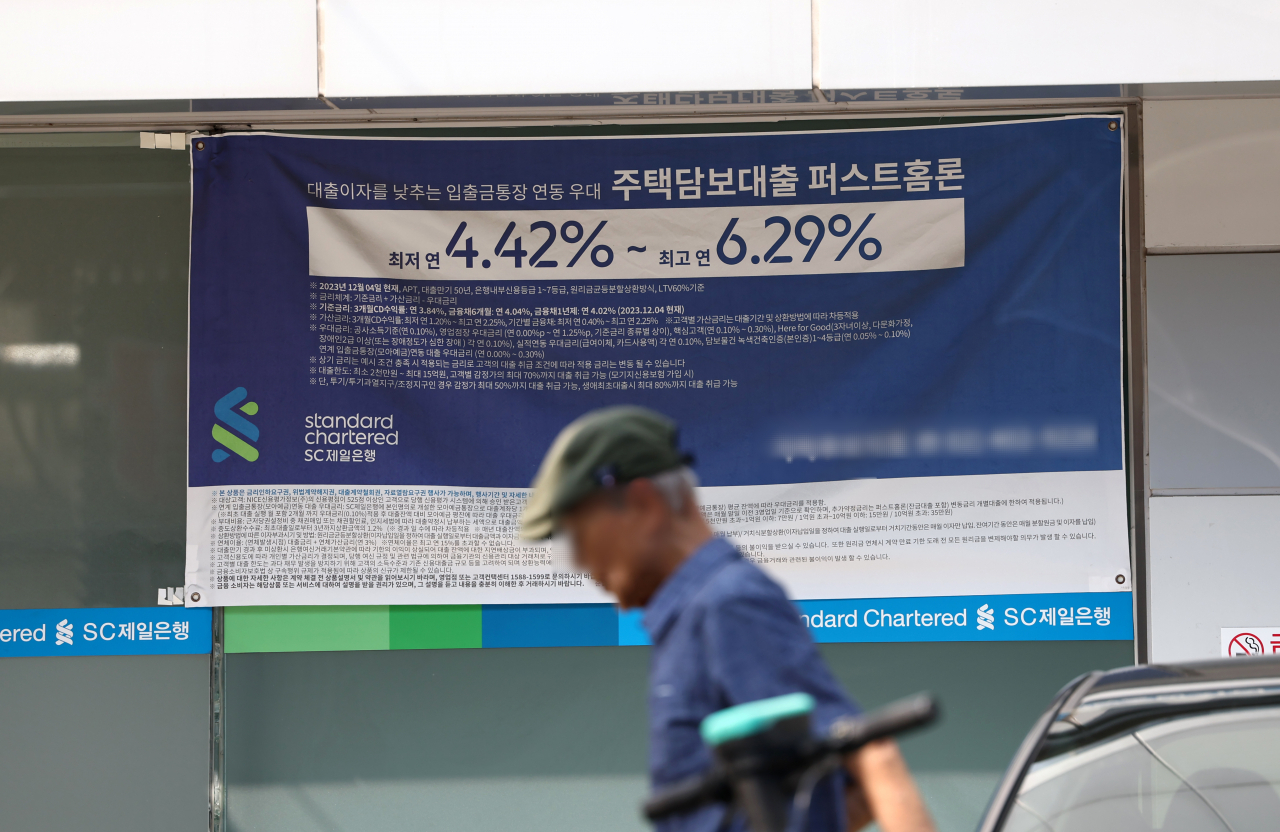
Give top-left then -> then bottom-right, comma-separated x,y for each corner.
519,406 -> 693,540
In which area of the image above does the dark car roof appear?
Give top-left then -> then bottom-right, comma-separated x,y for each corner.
977,656 -> 1280,832
1086,655 -> 1280,697
1044,656 -> 1280,759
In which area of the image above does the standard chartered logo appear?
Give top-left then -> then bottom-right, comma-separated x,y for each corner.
976,604 -> 996,631
55,619 -> 73,645
212,387 -> 259,462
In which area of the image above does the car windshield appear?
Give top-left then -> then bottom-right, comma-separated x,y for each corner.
1001,705 -> 1280,832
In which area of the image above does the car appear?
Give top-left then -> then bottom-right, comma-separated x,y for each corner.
977,655 -> 1280,832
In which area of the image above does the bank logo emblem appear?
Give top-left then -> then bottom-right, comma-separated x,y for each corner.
976,604 -> 995,631
55,619 -> 73,645
212,387 -> 260,462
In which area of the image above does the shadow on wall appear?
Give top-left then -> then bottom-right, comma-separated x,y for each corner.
223,641 -> 1132,832
226,772 -> 1002,832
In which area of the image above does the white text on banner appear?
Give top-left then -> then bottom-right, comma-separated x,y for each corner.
185,470 -> 1128,607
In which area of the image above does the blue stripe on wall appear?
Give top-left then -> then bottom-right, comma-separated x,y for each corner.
1,593 -> 1129,659
618,609 -> 650,646
482,603 -> 618,648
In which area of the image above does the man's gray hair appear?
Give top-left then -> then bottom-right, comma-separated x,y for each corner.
649,466 -> 700,512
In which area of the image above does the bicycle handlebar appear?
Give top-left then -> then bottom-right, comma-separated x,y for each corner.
643,692 -> 938,823
825,693 -> 938,755
642,768 -> 733,820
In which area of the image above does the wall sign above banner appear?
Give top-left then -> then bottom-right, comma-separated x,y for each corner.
186,117 -> 1132,638
0,608 -> 212,658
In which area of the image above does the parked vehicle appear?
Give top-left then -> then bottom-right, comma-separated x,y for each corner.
978,656 -> 1280,832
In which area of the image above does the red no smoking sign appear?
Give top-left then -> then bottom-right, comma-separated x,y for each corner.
1222,628 -> 1280,657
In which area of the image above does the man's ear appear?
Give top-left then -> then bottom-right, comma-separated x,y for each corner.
624,477 -> 666,516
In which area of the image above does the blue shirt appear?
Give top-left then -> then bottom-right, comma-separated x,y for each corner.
644,537 -> 861,832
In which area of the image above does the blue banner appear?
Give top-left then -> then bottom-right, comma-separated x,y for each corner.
0,608 -> 212,658
190,118 -> 1123,489
185,116 -> 1130,617
619,592 -> 1133,645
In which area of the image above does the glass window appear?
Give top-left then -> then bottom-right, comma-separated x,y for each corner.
1003,706 -> 1280,831
0,136 -> 190,608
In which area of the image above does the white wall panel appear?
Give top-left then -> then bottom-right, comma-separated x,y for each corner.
816,0 -> 1280,90
1147,253 -> 1280,489
1145,99 -> 1280,249
0,0 -> 317,102
1149,496 -> 1280,663
321,0 -> 812,98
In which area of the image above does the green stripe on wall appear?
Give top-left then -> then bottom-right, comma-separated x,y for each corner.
389,605 -> 482,649
224,605 -> 484,653
225,606 -> 390,653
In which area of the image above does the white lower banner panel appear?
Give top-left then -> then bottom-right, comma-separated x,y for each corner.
185,469 -> 1130,607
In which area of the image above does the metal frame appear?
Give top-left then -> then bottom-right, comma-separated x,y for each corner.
1147,244 -> 1280,255
1121,101 -> 1151,664
209,607 -> 226,832
0,96 -> 1143,134
1153,487 -> 1280,497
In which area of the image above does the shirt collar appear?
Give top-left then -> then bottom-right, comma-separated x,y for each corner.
643,536 -> 739,644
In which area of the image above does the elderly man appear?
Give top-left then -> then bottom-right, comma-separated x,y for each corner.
520,406 -> 935,832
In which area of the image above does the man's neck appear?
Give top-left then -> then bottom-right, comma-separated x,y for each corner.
654,514 -> 716,587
